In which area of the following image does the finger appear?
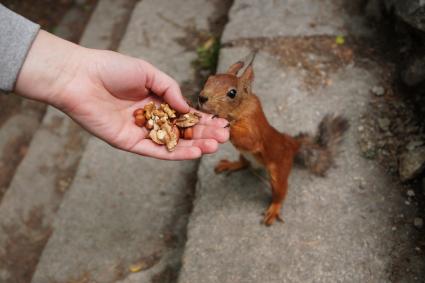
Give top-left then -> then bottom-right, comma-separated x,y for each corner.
128,139 -> 202,160
140,60 -> 190,114
177,139 -> 218,154
189,110 -> 229,127
191,125 -> 229,143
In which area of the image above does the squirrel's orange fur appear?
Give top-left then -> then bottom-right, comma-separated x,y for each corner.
199,57 -> 349,225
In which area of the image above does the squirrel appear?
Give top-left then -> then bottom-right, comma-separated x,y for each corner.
198,54 -> 349,226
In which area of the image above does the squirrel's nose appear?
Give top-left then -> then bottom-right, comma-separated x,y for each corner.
199,95 -> 208,104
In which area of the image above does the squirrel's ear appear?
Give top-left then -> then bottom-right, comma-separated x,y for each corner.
226,61 -> 244,75
240,64 -> 254,88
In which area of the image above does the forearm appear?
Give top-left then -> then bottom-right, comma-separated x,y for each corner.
15,30 -> 85,108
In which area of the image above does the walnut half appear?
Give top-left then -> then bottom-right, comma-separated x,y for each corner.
175,113 -> 201,128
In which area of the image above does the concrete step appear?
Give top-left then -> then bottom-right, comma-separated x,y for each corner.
0,100 -> 45,201
0,1 -> 136,282
31,0 -> 230,282
178,1 -> 421,282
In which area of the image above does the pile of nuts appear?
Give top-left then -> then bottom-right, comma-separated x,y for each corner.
133,102 -> 201,151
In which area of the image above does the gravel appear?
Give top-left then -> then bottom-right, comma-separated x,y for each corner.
371,85 -> 385,96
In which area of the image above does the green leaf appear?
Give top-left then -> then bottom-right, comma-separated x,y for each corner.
335,35 -> 345,45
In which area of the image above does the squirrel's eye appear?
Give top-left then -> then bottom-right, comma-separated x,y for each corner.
226,89 -> 237,99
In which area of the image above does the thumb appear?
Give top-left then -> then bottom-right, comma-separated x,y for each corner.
139,60 -> 190,113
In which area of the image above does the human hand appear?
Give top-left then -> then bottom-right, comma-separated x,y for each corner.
15,31 -> 229,160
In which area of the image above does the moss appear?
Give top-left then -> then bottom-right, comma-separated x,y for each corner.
195,36 -> 220,72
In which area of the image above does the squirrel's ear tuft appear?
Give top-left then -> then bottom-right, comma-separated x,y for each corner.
238,50 -> 256,88
227,61 -> 244,75
240,64 -> 254,87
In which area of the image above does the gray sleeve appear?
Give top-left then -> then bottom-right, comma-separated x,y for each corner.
0,4 -> 40,92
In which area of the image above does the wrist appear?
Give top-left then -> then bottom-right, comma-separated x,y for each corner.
15,30 -> 85,107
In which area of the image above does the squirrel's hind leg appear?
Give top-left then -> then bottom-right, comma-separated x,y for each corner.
214,154 -> 249,174
263,161 -> 292,226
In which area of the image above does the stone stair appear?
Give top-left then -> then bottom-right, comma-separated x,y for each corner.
1,0 -> 423,282
177,1 -> 422,282
0,0 -> 137,281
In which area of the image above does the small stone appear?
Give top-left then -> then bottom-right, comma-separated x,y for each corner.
406,140 -> 424,151
377,118 -> 391,132
57,180 -> 69,193
371,86 -> 385,96
358,125 -> 364,132
0,270 -> 10,281
407,190 -> 415,197
405,200 -> 411,205
129,261 -> 147,273
359,179 -> 366,190
392,226 -> 397,231
413,217 -> 423,229
399,147 -> 425,182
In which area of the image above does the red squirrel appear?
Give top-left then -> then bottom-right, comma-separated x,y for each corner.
198,55 -> 349,226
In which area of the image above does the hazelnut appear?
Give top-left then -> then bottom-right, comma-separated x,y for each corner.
133,108 -> 144,117
134,114 -> 146,127
183,127 -> 194,139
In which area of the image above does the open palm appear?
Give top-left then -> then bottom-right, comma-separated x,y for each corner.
54,50 -> 229,160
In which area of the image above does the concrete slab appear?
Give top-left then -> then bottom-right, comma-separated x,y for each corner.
179,48 -> 410,282
222,0 -> 370,42
118,0 -> 216,84
79,0 -> 138,50
32,139 -> 198,282
222,0 -> 341,42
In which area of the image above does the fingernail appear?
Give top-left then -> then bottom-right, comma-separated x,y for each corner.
211,114 -> 219,119
224,123 -> 230,128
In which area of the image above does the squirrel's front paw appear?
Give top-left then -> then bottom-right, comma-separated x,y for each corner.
263,203 -> 284,226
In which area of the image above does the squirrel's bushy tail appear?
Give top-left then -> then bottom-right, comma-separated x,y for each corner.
294,114 -> 349,176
